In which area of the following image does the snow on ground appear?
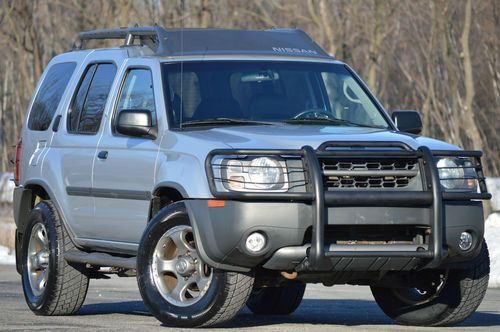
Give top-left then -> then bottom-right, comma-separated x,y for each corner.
0,172 -> 14,203
486,178 -> 500,211
486,213 -> 500,288
0,245 -> 15,265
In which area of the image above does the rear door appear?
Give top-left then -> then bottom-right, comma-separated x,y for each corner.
22,61 -> 77,188
92,59 -> 163,250
50,50 -> 122,240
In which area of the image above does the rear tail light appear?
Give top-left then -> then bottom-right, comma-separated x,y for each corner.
14,139 -> 22,186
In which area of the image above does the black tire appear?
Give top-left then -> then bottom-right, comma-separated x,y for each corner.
371,241 -> 490,326
137,203 -> 254,327
21,200 -> 89,315
247,281 -> 306,315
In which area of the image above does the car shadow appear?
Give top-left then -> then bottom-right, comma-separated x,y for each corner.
232,299 -> 500,328
79,300 -> 150,317
78,299 -> 500,328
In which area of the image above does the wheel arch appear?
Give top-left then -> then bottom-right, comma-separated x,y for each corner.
15,179 -> 76,274
149,182 -> 188,221
17,180 -> 55,234
146,200 -> 249,273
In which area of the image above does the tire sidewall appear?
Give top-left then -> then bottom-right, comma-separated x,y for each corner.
247,281 -> 306,315
137,203 -> 230,327
376,274 -> 458,325
372,241 -> 490,325
21,202 -> 60,312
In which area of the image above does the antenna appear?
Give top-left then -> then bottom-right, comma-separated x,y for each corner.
179,0 -> 185,129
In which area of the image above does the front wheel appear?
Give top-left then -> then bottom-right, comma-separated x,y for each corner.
371,241 -> 490,326
136,203 -> 254,327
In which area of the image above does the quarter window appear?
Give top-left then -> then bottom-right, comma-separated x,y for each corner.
115,68 -> 156,130
28,62 -> 76,131
68,64 -> 95,132
68,63 -> 117,134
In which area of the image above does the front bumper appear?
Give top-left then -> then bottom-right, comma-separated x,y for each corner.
192,142 -> 490,272
186,199 -> 485,272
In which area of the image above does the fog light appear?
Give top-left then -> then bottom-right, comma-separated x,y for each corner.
459,232 -> 473,251
245,232 -> 266,253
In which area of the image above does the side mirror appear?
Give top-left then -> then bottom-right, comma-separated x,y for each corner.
116,109 -> 156,139
391,110 -> 422,135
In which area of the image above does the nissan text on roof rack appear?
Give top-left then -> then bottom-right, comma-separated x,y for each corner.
13,26 -> 491,327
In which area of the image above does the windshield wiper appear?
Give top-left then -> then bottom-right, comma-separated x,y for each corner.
283,117 -> 386,129
181,118 -> 274,128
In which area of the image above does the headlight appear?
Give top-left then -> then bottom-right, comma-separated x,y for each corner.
217,156 -> 288,192
248,157 -> 282,189
436,157 -> 477,191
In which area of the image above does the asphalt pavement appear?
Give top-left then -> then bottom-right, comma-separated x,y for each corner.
1,264 -> 500,331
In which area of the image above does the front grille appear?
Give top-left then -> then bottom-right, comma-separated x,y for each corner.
320,158 -> 420,189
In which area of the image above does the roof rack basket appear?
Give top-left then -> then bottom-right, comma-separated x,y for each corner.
72,25 -> 332,59
73,26 -> 167,53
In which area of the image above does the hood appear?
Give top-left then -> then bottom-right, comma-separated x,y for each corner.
178,124 -> 460,151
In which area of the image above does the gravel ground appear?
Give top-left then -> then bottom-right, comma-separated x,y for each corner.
1,264 -> 500,331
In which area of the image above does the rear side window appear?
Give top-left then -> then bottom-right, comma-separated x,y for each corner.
68,63 -> 117,134
28,62 -> 76,131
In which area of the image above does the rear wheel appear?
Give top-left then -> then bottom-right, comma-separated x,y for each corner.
247,281 -> 306,315
137,203 -> 254,327
371,241 -> 490,326
21,200 -> 89,315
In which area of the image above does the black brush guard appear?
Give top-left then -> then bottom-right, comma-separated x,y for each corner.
205,141 -> 490,271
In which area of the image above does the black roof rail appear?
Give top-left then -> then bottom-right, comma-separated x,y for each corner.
73,25 -> 167,52
72,26 -> 333,60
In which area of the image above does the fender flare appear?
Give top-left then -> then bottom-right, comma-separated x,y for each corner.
143,201 -> 249,272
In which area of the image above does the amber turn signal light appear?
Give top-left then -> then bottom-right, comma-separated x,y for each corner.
207,200 -> 226,208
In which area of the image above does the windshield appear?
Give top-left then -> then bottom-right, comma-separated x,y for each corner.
163,61 -> 391,129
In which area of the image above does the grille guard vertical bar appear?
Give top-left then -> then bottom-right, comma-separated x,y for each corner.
301,145 -> 330,270
304,143 -> 440,270
419,146 -> 443,268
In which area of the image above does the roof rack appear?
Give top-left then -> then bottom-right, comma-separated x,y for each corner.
73,25 -> 167,52
72,26 -> 332,60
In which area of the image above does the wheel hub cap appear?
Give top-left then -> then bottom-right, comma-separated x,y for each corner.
27,223 -> 50,297
175,256 -> 196,276
393,270 -> 448,305
152,225 -> 213,307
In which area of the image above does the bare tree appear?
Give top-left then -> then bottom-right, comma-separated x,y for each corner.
0,0 -> 499,176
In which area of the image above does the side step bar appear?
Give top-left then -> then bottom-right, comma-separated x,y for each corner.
65,250 -> 136,269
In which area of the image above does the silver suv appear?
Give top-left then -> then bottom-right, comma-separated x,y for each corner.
13,26 -> 491,327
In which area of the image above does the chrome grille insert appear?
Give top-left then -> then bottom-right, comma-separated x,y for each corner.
321,159 -> 419,189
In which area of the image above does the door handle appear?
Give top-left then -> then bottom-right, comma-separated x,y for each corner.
97,151 -> 108,160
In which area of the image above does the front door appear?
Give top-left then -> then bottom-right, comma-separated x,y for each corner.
92,61 -> 162,251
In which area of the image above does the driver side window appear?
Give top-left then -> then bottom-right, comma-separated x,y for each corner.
115,68 -> 157,132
